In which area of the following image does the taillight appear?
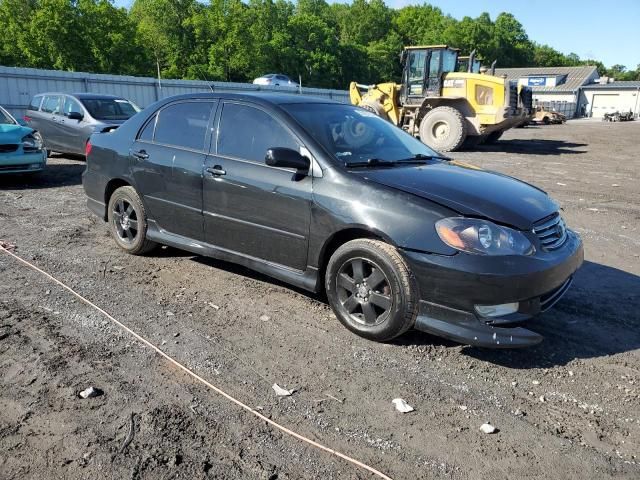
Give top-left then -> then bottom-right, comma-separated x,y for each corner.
23,115 -> 32,123
85,141 -> 92,156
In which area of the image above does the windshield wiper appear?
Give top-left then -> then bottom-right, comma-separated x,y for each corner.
397,153 -> 451,162
345,158 -> 396,168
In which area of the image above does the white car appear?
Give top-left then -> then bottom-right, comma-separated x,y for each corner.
253,74 -> 298,87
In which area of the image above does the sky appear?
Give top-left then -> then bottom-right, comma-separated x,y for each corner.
113,0 -> 640,69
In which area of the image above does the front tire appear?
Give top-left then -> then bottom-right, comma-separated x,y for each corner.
107,186 -> 157,255
419,106 -> 467,152
325,239 -> 418,342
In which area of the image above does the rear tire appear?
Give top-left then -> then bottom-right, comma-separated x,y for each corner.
325,239 -> 418,342
107,186 -> 157,255
419,106 -> 467,152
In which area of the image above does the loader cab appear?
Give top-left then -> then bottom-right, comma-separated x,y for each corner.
401,45 -> 459,104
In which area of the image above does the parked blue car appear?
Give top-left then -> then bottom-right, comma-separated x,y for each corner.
0,105 -> 47,174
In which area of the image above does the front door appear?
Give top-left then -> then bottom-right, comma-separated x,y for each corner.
203,101 -> 312,271
60,96 -> 87,154
131,100 -> 216,240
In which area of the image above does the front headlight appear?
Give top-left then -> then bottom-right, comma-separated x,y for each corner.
22,132 -> 43,151
436,217 -> 535,256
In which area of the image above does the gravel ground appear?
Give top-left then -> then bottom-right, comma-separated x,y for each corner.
1,120 -> 639,479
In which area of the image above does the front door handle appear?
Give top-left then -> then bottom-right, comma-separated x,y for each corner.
132,149 -> 149,160
206,165 -> 226,176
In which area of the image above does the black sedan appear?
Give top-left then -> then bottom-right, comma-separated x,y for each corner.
82,93 -> 583,348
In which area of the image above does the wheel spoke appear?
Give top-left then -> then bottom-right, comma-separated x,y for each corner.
125,203 -> 134,216
125,228 -> 134,241
342,295 -> 359,313
369,292 -> 391,310
362,303 -> 378,324
128,219 -> 138,231
351,259 -> 364,283
366,268 -> 386,289
116,199 -> 125,214
337,272 -> 355,292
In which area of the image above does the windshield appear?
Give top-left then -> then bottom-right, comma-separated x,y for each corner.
81,98 -> 139,121
283,104 -> 441,165
0,108 -> 16,125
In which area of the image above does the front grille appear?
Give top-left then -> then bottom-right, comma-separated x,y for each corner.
0,144 -> 19,153
533,213 -> 567,251
540,277 -> 573,312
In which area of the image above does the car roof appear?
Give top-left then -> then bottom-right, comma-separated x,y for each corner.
157,92 -> 340,106
35,92 -> 127,100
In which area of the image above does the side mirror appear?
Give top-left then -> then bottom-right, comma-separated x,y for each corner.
265,148 -> 310,171
67,111 -> 83,120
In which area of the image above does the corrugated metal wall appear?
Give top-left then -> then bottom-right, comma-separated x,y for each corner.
0,65 -> 350,117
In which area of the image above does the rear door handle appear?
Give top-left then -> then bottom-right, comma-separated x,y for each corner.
206,165 -> 226,176
132,149 -> 149,160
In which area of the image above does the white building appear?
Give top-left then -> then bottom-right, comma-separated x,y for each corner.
580,80 -> 640,118
495,66 -> 599,118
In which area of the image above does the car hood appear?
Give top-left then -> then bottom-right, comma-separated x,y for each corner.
351,160 -> 557,229
0,123 -> 33,143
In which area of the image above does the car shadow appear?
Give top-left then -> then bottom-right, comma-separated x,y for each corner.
477,139 -> 588,155
462,261 -> 640,368
0,161 -> 85,190
163,249 -> 640,367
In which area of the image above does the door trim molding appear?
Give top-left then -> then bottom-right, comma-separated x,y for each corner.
203,210 -> 306,240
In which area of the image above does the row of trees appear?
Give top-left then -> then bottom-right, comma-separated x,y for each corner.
1,0 -> 638,89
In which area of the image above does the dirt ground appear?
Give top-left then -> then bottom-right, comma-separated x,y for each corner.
1,120 -> 639,480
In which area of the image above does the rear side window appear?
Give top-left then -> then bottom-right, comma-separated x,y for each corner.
138,115 -> 156,142
218,103 -> 299,163
28,95 -> 43,111
41,95 -> 61,114
154,102 -> 213,151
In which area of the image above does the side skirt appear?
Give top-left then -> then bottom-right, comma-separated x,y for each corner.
146,221 -> 320,293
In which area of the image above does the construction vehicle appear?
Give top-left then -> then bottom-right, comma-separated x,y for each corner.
349,45 -> 533,151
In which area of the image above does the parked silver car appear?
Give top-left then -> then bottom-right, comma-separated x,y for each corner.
24,93 -> 140,156
252,74 -> 298,87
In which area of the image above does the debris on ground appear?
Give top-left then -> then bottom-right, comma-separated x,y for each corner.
480,423 -> 498,434
272,384 -> 295,396
392,398 -> 414,413
207,303 -> 220,310
260,315 -> 271,322
79,386 -> 103,399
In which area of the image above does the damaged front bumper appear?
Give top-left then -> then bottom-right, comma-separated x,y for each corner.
403,230 -> 584,348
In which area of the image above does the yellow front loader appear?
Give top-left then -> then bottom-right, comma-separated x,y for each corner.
350,45 -> 533,151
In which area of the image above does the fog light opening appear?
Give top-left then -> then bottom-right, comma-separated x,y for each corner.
475,302 -> 519,318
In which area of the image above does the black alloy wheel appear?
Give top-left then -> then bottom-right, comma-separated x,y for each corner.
336,257 -> 392,327
107,186 -> 157,255
112,198 -> 139,244
326,239 -> 418,341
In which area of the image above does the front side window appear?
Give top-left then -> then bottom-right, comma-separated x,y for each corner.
63,97 -> 84,117
42,96 -> 61,114
0,107 -> 15,125
283,103 -> 439,165
218,103 -> 299,163
154,102 -> 213,151
81,98 -> 138,121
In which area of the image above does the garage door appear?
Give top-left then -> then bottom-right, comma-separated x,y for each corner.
590,94 -> 624,118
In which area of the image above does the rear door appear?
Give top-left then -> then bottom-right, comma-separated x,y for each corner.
202,101 -> 312,271
130,100 -> 216,240
37,95 -> 63,149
